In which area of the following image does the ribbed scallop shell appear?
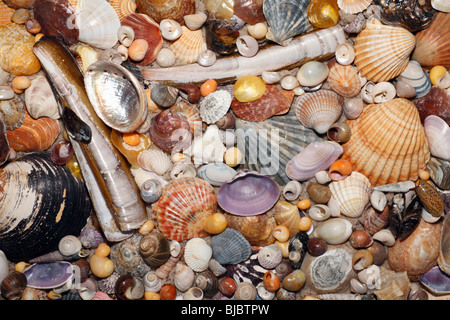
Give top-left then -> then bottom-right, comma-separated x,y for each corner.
0,0 -> 14,25
24,75 -> 60,120
326,59 -> 361,98
109,0 -> 136,21
293,90 -> 343,134
353,18 -> 416,83
263,0 -> 312,46
170,26 -> 207,64
211,228 -> 252,265
75,0 -> 121,49
329,171 -> 371,218
137,148 -> 172,175
184,238 -> 212,272
273,201 -> 301,238
341,98 -> 430,186
412,12 -> 450,69
337,0 -> 372,14
152,177 -> 217,242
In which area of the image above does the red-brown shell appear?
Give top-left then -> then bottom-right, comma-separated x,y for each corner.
152,177 -> 217,242
413,86 -> 450,125
231,85 -> 294,122
121,13 -> 163,65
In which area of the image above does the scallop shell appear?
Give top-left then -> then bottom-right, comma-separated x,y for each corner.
170,26 -> 207,65
326,59 -> 361,98
24,75 -> 60,120
353,18 -> 416,83
263,0 -> 312,46
199,90 -> 232,124
273,201 -> 301,238
75,0 -> 121,49
424,115 -> 450,161
184,237 -> 212,272
211,228 -> 252,265
0,153 -> 92,262
137,148 -> 172,175
135,0 -> 195,24
396,60 -> 431,98
109,0 -> 136,21
152,177 -> 217,242
231,85 -> 294,122
293,90 -> 343,135
329,171 -> 371,218
341,98 -> 430,186
121,13 -> 163,66
337,0 -> 372,14
0,0 -> 14,25
413,13 -> 449,69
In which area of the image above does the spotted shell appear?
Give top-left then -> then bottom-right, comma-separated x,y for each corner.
152,177 -> 218,242
326,59 -> 361,98
170,26 -> 207,65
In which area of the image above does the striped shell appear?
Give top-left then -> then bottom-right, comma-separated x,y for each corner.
337,0 -> 372,14
0,0 -> 14,25
170,26 -> 207,64
341,98 -> 430,186
109,0 -> 136,21
293,90 -> 343,134
152,177 -> 218,242
211,228 -> 252,265
396,60 -> 431,98
353,18 -> 416,83
326,59 -> 361,98
273,201 -> 301,238
412,12 -> 450,69
137,148 -> 173,176
329,171 -> 371,218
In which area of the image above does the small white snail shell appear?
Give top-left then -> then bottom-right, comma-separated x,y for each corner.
372,229 -> 395,246
236,35 -> 259,57
343,97 -> 364,120
156,48 -> 176,68
370,190 -> 387,211
293,86 -> 305,96
350,278 -> 368,294
360,81 -> 375,104
371,82 -> 396,103
197,49 -> 217,67
247,22 -> 268,40
183,12 -> 207,31
117,25 -> 135,47
308,204 -> 331,221
280,75 -> 300,90
261,71 -> 281,84
335,43 -> 355,65
170,240 -> 182,257
116,44 -> 128,61
315,170 -> 331,184
159,19 -> 182,41
357,265 -> 381,290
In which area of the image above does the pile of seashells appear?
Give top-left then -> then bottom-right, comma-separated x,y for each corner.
0,0 -> 449,301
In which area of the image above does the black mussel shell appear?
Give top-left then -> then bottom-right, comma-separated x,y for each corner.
389,196 -> 421,240
288,231 -> 309,269
62,107 -> 92,144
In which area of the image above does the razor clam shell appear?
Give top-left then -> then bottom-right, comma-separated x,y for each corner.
142,25 -> 346,84
372,181 -> 416,193
235,108 -> 323,186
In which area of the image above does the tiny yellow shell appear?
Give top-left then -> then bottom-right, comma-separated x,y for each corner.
298,216 -> 312,232
12,76 -> 31,91
95,243 -> 111,258
224,147 -> 242,167
429,66 -> 447,86
272,225 -> 290,242
145,292 -> 161,300
15,261 -> 30,273
89,254 -> 115,278
274,240 -> 290,258
297,199 -> 311,210
139,220 -> 155,235
203,212 -> 228,234
233,75 -> 266,102
123,132 -> 141,146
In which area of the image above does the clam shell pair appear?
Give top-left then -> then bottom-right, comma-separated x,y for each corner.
341,98 -> 430,186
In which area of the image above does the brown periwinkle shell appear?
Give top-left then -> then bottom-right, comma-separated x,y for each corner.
1,271 -> 27,300
307,237 -> 328,256
307,182 -> 332,204
115,274 -> 145,300
367,241 -> 387,266
349,230 -> 373,249
139,231 -> 171,268
150,84 -> 179,108
274,260 -> 293,282
194,270 -> 219,298
215,111 -> 235,130
177,83 -> 201,104
73,259 -> 91,283
327,122 -> 351,144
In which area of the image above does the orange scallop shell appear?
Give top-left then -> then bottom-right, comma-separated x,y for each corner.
0,0 -> 14,25
170,26 -> 207,65
412,12 -> 450,69
109,0 -> 136,21
326,58 -> 361,98
152,177 -> 218,242
341,98 -> 430,186
231,85 -> 294,122
6,110 -> 60,152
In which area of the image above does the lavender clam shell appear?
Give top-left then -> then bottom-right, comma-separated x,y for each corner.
419,266 -> 450,294
24,262 -> 74,289
217,170 -> 281,216
286,141 -> 343,181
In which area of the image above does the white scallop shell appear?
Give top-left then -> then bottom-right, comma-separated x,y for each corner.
137,148 -> 173,175
184,237 -> 212,272
199,90 -> 232,124
24,75 -> 60,119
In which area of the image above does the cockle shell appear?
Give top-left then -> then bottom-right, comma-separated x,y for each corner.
109,0 -> 136,21
286,141 -> 343,181
273,201 -> 301,238
0,0 -> 14,25
353,18 -> 416,83
152,177 -> 217,242
184,237 -> 212,272
341,98 -> 430,186
293,90 -> 343,134
137,148 -> 172,175
337,0 -> 372,14
199,90 -> 232,124
23,75 -> 59,120
326,59 -> 361,98
424,115 -> 450,161
74,0 -> 121,49
170,26 -> 207,65
211,228 -> 252,265
329,171 -> 371,218
263,0 -> 312,46
396,60 -> 431,98
313,218 -> 353,244
121,13 -> 163,66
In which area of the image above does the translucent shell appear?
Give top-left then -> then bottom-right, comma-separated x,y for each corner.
307,0 -> 340,29
353,18 -> 416,83
152,177 -> 218,242
233,75 -> 266,103
341,98 -> 430,186
170,26 -> 207,65
337,0 -> 372,14
326,59 -> 361,98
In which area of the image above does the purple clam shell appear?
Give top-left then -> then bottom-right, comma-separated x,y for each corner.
217,170 -> 280,216
24,262 -> 74,289
419,266 -> 450,294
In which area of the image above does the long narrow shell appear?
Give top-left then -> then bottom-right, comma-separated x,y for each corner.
170,26 -> 207,65
329,171 -> 371,218
152,177 -> 218,242
337,0 -> 372,14
353,18 -> 416,83
342,98 -> 430,186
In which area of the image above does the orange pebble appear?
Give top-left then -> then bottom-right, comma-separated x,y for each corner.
122,132 -> 141,146
328,159 -> 352,181
298,216 -> 312,232
297,199 -> 311,210
418,169 -> 430,181
34,33 -> 44,42
200,79 -> 218,96
12,76 -> 31,91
